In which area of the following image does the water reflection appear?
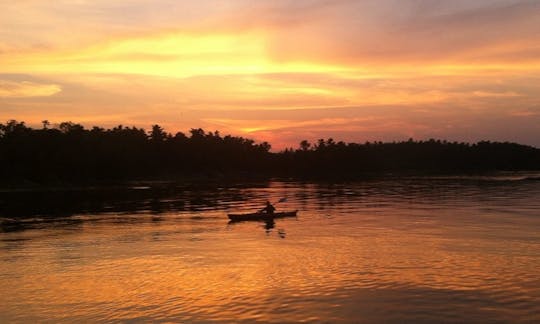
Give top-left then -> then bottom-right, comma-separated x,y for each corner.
0,182 -> 265,232
1,176 -> 540,322
263,219 -> 275,232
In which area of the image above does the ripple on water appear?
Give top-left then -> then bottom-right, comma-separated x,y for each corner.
1,179 -> 540,322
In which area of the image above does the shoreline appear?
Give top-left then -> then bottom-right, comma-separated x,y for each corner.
1,170 -> 539,192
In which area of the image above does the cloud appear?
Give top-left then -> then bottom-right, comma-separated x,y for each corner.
1,1 -> 540,148
0,80 -> 61,98
3,0 -> 538,66
276,1 -> 539,64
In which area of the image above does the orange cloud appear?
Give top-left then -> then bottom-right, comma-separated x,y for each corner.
1,1 -> 540,148
0,80 -> 61,98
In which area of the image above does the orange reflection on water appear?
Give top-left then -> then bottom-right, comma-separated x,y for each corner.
1,181 -> 540,322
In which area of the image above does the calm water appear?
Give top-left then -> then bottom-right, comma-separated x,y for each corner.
1,175 -> 540,323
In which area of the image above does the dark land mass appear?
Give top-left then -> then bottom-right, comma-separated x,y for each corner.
1,120 -> 539,187
0,181 -> 263,231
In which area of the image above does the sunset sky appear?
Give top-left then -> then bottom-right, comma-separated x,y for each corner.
1,0 -> 539,149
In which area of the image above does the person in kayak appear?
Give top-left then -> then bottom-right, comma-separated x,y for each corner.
261,200 -> 276,214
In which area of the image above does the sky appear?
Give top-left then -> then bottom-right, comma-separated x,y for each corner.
1,0 -> 540,149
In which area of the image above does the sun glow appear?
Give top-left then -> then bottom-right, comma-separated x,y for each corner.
1,0 -> 540,148
1,31 -> 347,79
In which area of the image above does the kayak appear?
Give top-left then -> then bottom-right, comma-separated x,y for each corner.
228,210 -> 298,222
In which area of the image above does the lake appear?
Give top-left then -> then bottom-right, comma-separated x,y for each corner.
1,175 -> 540,323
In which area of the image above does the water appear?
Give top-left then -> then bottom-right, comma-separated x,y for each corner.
1,176 -> 540,323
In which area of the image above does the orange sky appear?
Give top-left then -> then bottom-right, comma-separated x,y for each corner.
1,0 -> 540,149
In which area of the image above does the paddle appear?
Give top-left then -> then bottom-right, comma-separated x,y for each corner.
275,197 -> 288,204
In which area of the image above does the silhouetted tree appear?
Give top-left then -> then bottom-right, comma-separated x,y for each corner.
299,140 -> 311,151
0,120 -> 539,185
150,124 -> 168,142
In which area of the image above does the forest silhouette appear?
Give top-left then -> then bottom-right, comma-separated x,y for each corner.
1,120 -> 539,185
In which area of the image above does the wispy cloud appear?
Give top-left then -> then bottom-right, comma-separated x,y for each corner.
0,1 -> 539,147
0,80 -> 61,98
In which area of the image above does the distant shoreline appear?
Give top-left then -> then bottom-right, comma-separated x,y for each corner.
1,120 -> 539,188
2,170 -> 540,192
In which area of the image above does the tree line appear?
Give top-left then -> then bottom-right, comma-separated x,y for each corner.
280,138 -> 540,177
1,120 -> 539,185
0,120 -> 271,183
